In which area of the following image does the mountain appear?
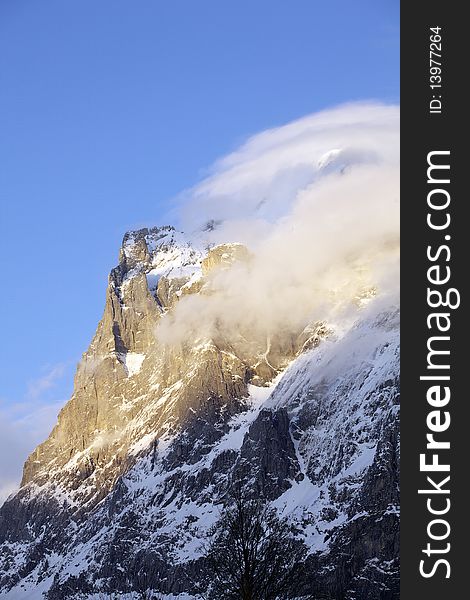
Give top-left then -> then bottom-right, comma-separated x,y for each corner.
0,226 -> 399,599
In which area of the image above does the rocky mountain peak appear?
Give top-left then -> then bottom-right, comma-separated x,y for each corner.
17,227 -> 265,498
201,242 -> 251,276
0,223 -> 399,599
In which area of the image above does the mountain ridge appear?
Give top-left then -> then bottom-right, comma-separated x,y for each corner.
0,225 -> 399,599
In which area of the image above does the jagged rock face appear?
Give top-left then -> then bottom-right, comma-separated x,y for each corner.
19,228 -> 269,514
0,226 -> 399,599
201,242 -> 251,276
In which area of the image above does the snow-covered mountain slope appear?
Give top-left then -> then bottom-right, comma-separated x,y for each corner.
0,227 -> 399,600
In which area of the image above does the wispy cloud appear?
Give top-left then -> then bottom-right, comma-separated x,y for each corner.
0,362 -> 69,506
0,399 -> 64,506
26,363 -> 67,400
159,102 -> 399,347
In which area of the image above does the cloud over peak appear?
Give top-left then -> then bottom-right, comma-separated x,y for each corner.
160,102 -> 399,346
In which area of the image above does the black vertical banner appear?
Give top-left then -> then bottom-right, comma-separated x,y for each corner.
401,3 -> 466,598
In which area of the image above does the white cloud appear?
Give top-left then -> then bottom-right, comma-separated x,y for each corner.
0,363 -> 68,506
180,102 -> 398,236
26,363 -> 67,400
159,102 -> 399,347
0,400 -> 63,506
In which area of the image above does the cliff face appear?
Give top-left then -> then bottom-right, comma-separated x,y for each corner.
0,226 -> 399,600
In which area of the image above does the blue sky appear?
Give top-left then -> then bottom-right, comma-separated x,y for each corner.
0,0 -> 398,497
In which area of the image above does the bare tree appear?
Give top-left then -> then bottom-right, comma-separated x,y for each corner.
203,488 -> 307,600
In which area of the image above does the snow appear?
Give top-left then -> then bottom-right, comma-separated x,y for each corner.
316,147 -> 379,175
84,595 -> 196,600
146,258 -> 201,292
343,443 -> 377,477
1,576 -> 55,599
193,375 -> 283,470
0,289 -> 399,596
120,227 -> 204,296
261,299 -> 399,552
178,268 -> 203,294
0,547 -> 204,599
121,352 -> 145,377
128,431 -> 156,455
317,148 -> 342,169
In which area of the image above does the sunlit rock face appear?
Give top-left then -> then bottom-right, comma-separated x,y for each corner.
0,226 -> 399,600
